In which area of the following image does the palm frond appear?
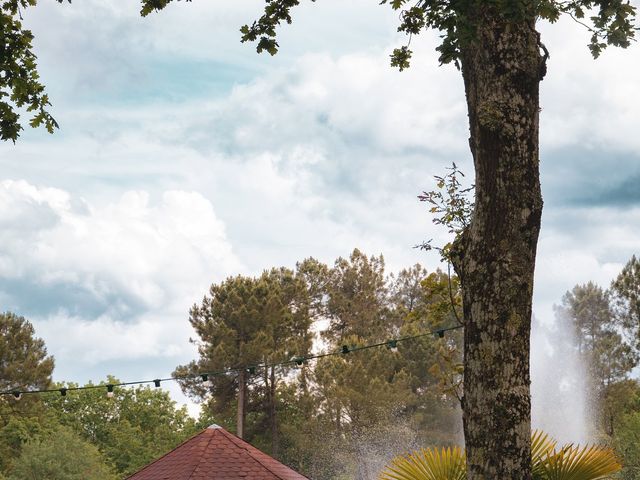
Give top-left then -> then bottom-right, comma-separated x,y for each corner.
379,446 -> 466,480
535,443 -> 621,480
532,429 -> 558,479
379,431 -> 621,480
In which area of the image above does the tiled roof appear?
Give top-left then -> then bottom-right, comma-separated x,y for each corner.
126,424 -> 310,480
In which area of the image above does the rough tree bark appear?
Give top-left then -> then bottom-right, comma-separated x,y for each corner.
451,8 -> 546,479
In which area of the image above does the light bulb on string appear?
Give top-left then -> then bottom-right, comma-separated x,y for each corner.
0,324 -> 463,401
291,356 -> 305,366
201,374 -> 212,388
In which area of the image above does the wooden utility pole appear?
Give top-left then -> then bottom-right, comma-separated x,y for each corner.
237,369 -> 246,438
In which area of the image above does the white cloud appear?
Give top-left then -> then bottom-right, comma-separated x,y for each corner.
539,16 -> 640,153
534,205 -> 640,323
0,180 -> 241,377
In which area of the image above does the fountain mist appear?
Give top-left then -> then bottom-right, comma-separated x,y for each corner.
360,312 -> 594,479
531,312 -> 596,444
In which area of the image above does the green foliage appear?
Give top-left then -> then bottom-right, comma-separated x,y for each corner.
381,431 -> 621,480
293,253 -> 462,477
175,266 -> 313,456
611,255 -> 640,349
384,0 -> 637,66
0,312 -> 55,474
417,163 -> 474,262
44,378 -> 198,477
7,425 -> 116,480
556,282 -> 638,435
140,0 -> 191,17
174,251 -> 463,478
322,249 -> 391,342
0,312 -> 54,393
615,411 -> 640,480
558,282 -> 637,384
0,405 -> 56,475
419,163 -> 473,236
0,1 -> 69,142
153,0 -> 638,71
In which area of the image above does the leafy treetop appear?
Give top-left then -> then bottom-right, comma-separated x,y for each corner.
0,312 -> 54,393
0,0 -> 71,142
3,0 -> 637,141
141,0 -> 637,68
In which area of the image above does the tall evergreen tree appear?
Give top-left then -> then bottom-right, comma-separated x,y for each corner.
177,267 -> 313,452
611,255 -> 640,349
0,312 -> 54,393
557,282 -> 637,435
558,282 -> 636,387
0,312 -> 55,475
323,249 -> 390,343
307,254 -> 462,479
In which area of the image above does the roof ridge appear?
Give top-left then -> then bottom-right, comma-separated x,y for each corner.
187,426 -> 218,479
125,427 -> 208,479
219,428 -> 309,480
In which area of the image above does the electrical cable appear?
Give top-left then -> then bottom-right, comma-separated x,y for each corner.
0,324 -> 463,398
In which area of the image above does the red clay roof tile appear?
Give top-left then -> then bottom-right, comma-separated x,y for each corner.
126,425 -> 310,480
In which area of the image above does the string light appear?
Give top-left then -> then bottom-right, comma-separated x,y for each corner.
201,374 -> 212,388
0,324 -> 462,398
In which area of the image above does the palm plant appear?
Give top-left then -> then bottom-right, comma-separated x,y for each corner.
380,431 -> 621,480
380,446 -> 466,480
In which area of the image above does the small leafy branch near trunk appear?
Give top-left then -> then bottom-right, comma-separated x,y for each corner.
417,164 -> 471,401
416,163 -> 471,330
417,163 -> 474,263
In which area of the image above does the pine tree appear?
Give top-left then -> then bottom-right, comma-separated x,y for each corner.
611,255 -> 640,349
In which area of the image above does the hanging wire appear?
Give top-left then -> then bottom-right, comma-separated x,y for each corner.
0,324 -> 463,398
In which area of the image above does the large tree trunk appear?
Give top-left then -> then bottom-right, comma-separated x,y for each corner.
452,9 -> 545,480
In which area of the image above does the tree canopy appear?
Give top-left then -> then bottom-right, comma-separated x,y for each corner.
139,0 -> 637,68
175,250 -> 463,478
7,425 -> 116,480
0,312 -> 54,393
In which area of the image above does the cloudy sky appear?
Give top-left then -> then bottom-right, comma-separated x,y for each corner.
1,1 -> 638,413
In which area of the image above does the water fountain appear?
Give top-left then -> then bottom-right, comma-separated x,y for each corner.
531,312 -> 595,445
